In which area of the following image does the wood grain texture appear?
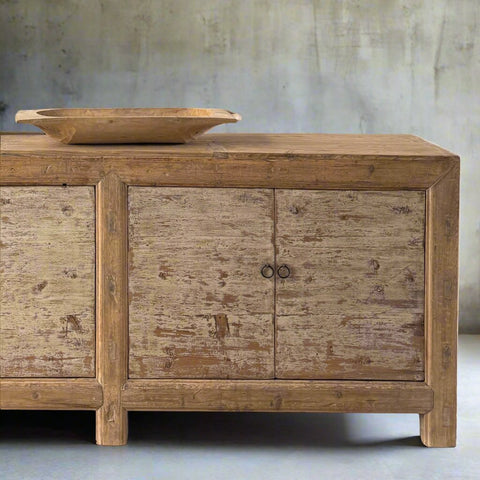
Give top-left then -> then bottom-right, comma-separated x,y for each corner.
15,108 -> 241,144
95,174 -> 128,446
0,134 -> 459,448
0,187 -> 95,377
1,133 -> 456,156
128,187 -> 275,378
122,380 -> 434,413
1,134 -> 455,190
0,379 -> 102,410
275,190 -> 425,380
421,164 -> 460,447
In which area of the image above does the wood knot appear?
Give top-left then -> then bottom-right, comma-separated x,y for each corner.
63,268 -> 78,279
272,394 -> 283,409
408,237 -> 422,247
442,344 -> 452,369
392,206 -> 411,214
61,314 -> 82,337
368,259 -> 380,273
214,314 -> 230,340
404,269 -> 416,283
107,212 -> 116,233
158,265 -> 173,280
106,404 -> 117,423
32,280 -> 48,293
108,275 -> 116,296
355,355 -> 372,365
61,205 -> 74,216
346,192 -> 358,201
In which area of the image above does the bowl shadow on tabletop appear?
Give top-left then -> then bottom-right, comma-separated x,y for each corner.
0,411 -> 421,448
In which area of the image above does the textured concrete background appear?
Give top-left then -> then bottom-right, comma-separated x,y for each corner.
1,0 -> 478,331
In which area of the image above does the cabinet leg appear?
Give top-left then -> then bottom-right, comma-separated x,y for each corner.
96,403 -> 128,446
420,167 -> 458,448
419,405 -> 456,448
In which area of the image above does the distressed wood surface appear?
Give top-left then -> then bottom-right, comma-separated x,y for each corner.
1,133 -> 455,156
0,187 -> 95,377
420,164 -> 459,447
128,187 -> 275,379
275,190 -> 425,380
95,174 -> 128,446
0,379 -> 102,410
0,134 -> 459,448
122,380 -> 434,414
1,134 -> 455,190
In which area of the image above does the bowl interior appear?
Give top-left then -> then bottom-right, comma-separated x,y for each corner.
37,108 -> 235,119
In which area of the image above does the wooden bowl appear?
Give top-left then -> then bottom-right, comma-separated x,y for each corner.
15,108 -> 242,144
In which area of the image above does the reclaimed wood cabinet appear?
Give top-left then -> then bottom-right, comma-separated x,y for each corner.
0,133 -> 459,447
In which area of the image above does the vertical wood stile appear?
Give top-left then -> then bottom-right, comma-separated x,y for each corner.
95,173 -> 128,445
420,163 -> 460,447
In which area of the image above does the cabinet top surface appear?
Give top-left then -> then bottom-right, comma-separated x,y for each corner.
1,133 -> 455,159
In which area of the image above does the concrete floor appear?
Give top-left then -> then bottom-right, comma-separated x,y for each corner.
1,335 -> 479,480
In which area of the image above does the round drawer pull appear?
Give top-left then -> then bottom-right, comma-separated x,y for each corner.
261,264 -> 275,278
277,264 -> 291,279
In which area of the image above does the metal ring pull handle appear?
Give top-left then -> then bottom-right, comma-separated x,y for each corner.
261,264 -> 275,279
277,264 -> 291,279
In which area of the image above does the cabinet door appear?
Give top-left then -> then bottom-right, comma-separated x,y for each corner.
0,187 -> 95,377
275,190 -> 425,380
128,187 -> 274,378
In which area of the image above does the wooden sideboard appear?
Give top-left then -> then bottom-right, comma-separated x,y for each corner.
0,133 -> 459,447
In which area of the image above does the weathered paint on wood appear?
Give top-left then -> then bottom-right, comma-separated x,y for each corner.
275,190 -> 425,380
128,187 -> 275,378
0,134 -> 459,447
421,163 -> 459,447
122,379 -> 434,414
0,186 -> 95,377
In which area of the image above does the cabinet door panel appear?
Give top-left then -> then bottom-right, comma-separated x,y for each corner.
128,187 -> 274,379
275,190 -> 425,380
0,187 -> 95,377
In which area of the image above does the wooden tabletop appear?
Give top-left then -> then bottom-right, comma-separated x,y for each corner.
1,133 -> 455,159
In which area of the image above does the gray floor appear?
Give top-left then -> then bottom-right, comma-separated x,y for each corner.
1,335 -> 479,480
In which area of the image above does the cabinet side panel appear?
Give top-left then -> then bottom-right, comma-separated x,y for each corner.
0,186 -> 95,377
275,190 -> 425,380
128,187 -> 275,379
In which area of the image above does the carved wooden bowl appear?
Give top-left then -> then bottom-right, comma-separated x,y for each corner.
15,108 -> 242,144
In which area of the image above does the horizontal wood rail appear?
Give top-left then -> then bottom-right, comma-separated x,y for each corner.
0,379 -> 103,410
121,380 -> 434,414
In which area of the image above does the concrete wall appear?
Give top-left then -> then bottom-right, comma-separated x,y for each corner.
1,0 -> 478,331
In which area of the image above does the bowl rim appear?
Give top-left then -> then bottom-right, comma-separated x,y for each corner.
15,108 -> 242,123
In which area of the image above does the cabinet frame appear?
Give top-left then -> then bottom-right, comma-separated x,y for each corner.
0,134 -> 459,447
